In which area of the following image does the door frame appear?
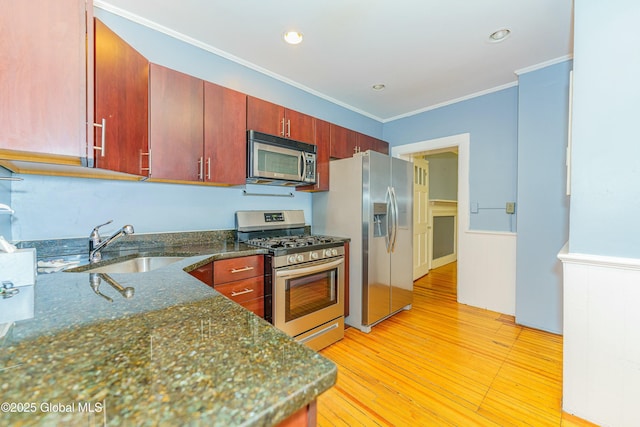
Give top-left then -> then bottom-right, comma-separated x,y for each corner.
392,133 -> 469,293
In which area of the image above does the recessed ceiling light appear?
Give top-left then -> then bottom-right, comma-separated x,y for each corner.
372,84 -> 386,91
489,28 -> 511,42
283,31 -> 303,45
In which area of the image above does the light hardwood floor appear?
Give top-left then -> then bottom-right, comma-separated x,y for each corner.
317,262 -> 597,426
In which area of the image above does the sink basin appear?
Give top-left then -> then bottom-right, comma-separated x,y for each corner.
67,256 -> 185,274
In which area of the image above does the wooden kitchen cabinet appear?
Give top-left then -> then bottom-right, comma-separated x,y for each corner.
213,255 -> 266,318
357,133 -> 389,155
247,96 -> 315,145
0,0 -> 90,163
330,125 -> 389,159
298,119 -> 330,192
94,18 -> 149,175
148,64 -> 204,181
329,124 -> 358,159
204,82 -> 247,185
188,262 -> 213,286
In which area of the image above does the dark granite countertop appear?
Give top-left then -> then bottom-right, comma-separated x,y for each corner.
0,233 -> 337,426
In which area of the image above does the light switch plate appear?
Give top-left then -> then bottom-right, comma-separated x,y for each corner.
506,202 -> 516,214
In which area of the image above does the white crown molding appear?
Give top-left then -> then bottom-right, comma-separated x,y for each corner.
514,54 -> 574,75
381,81 -> 519,123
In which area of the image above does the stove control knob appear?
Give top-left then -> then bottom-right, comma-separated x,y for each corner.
310,252 -> 319,260
296,254 -> 304,262
287,255 -> 297,264
331,249 -> 339,256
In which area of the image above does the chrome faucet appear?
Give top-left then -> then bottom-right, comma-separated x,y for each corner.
89,220 -> 135,263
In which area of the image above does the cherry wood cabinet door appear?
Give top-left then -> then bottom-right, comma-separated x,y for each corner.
298,119 -> 329,192
374,138 -> 389,155
149,64 -> 204,181
0,0 -> 88,160
204,82 -> 247,185
94,19 -> 149,175
247,96 -> 284,136
188,262 -> 214,287
357,133 -> 388,155
285,109 -> 315,145
247,96 -> 315,145
330,124 -> 358,159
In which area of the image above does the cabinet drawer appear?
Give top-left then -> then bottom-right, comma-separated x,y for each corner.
214,255 -> 263,284
215,276 -> 264,304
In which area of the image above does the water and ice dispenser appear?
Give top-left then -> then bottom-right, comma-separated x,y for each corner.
373,202 -> 388,238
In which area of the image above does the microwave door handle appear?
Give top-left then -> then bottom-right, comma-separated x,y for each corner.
300,152 -> 307,182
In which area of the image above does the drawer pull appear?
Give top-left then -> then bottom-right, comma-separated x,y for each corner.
230,266 -> 254,274
230,288 -> 255,297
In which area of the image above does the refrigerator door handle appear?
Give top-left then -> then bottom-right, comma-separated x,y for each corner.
385,186 -> 392,253
390,186 -> 399,252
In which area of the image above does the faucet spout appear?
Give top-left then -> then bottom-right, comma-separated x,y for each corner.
89,222 -> 135,263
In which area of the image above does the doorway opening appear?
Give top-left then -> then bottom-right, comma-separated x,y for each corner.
392,133 -> 469,298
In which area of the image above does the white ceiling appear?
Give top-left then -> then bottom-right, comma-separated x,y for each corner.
95,0 -> 574,122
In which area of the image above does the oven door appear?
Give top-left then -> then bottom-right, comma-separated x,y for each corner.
273,256 -> 344,338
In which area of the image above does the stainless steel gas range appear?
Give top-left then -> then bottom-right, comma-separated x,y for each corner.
236,210 -> 345,351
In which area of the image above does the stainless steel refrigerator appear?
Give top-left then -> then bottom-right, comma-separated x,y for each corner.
312,150 -> 413,333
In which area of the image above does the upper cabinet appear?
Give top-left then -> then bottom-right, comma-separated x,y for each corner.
148,64 -> 204,181
330,124 -> 358,159
330,124 -> 389,159
147,65 -> 248,185
357,133 -> 389,155
204,82 -> 247,186
94,18 -> 149,175
94,20 -> 247,186
247,97 -> 315,145
0,0 -> 90,162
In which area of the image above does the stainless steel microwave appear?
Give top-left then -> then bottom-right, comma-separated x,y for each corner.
247,130 -> 317,186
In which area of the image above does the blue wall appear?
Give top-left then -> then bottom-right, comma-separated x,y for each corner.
570,1 -> 640,258
10,176 -> 310,241
383,87 -> 519,232
516,61 -> 572,334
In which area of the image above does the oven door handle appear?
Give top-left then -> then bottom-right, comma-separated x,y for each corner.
275,257 -> 344,279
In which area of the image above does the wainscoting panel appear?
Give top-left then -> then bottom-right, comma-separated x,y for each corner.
559,246 -> 640,427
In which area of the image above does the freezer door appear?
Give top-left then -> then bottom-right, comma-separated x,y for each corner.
363,151 -> 392,326
390,156 -> 414,313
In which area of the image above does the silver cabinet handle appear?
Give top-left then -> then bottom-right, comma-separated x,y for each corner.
93,118 -> 106,157
198,156 -> 204,180
206,157 -> 211,180
140,149 -> 151,176
230,266 -> 254,274
230,288 -> 254,297
280,117 -> 286,136
286,119 -> 291,138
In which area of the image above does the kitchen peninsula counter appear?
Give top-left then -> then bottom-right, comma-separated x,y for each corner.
0,237 -> 337,426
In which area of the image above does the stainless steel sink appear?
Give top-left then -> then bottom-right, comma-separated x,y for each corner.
66,256 -> 185,274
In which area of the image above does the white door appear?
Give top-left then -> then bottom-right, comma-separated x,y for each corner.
413,157 -> 430,280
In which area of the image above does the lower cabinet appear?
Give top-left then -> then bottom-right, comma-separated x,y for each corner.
189,255 -> 267,319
